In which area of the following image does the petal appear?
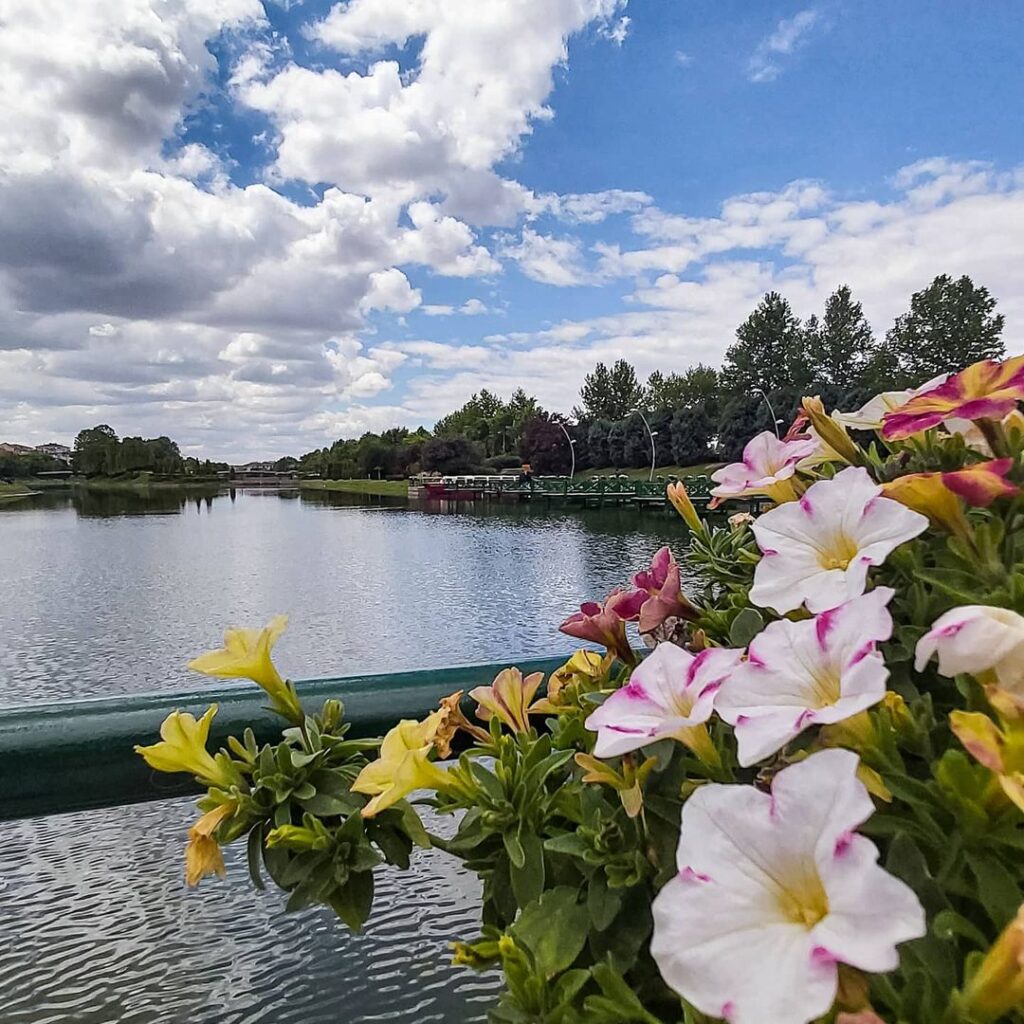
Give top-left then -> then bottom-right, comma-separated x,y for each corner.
815,834 -> 926,971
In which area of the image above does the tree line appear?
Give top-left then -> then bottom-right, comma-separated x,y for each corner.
5,273 -> 1004,482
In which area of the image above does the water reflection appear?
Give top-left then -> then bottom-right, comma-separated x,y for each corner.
0,488 -> 690,706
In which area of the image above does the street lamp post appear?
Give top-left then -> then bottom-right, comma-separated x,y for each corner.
752,387 -> 784,438
634,410 -> 658,482
557,422 -> 577,480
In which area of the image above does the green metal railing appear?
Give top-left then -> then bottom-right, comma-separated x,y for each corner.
0,654 -> 570,821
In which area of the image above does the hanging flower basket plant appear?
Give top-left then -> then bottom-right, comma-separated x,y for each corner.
138,355 -> 1024,1024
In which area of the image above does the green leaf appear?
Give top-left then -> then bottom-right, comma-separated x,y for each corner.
246,824 -> 265,890
966,850 -> 1021,930
510,829 -> 545,909
932,909 -> 988,949
503,829 -> 526,869
584,960 -> 665,1024
587,872 -> 622,932
511,886 -> 588,978
297,790 -> 358,816
329,870 -> 375,933
728,607 -> 764,647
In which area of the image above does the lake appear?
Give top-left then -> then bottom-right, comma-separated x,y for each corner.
0,488 -> 691,1023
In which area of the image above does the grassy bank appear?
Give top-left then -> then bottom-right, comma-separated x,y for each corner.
75,472 -> 223,493
300,478 -> 408,498
0,481 -> 36,502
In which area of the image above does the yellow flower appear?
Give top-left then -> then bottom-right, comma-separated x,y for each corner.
961,904 -> 1024,1022
666,480 -> 704,533
433,690 -> 490,758
188,614 -> 303,723
880,472 -> 971,542
184,801 -> 235,886
801,396 -> 866,466
469,667 -> 547,732
351,712 -> 455,817
951,688 -> 1024,813
134,705 -> 235,789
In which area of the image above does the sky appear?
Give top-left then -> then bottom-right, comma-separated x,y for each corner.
2,0 -> 1024,461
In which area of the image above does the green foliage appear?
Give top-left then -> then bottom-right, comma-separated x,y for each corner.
720,291 -> 809,393
884,274 -> 1006,385
806,283 -> 879,389
577,359 -> 645,421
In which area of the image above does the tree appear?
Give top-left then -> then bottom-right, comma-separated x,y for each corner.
522,414 -> 574,475
671,403 -> 713,466
646,365 -> 720,415
721,292 -> 808,393
606,420 -> 627,468
73,424 -> 118,476
883,274 -> 1005,384
577,359 -> 645,421
622,415 -> 651,469
806,285 -> 877,389
420,436 -> 482,474
587,420 -> 612,468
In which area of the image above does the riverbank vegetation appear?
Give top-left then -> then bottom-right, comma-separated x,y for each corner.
298,478 -> 408,497
297,273 -> 1007,479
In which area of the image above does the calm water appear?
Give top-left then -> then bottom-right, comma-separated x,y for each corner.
1,488 -> 691,1024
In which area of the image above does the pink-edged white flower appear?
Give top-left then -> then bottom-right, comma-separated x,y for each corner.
834,374 -> 948,431
651,749 -> 925,1024
750,467 -> 928,614
584,642 -> 743,758
710,431 -> 819,506
915,605 -> 1024,695
717,589 -> 894,766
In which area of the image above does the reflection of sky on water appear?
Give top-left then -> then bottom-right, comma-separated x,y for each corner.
0,490 -> 692,705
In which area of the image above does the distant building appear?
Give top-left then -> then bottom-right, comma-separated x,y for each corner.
0,442 -> 35,455
35,442 -> 72,463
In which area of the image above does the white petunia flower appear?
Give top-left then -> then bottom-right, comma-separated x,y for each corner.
717,588 -> 894,766
915,604 -> 1024,696
710,431 -> 819,504
749,467 -> 928,614
584,642 -> 743,758
651,749 -> 925,1024
834,374 -> 948,431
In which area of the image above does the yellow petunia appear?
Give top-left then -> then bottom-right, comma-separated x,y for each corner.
134,705 -> 235,789
188,614 -> 304,723
351,712 -> 456,817
184,801 -> 235,886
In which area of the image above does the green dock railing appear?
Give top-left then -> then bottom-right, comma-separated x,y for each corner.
0,654 -> 571,821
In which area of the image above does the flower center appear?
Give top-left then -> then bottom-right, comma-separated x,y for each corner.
777,872 -> 830,929
808,668 -> 842,708
819,532 -> 860,571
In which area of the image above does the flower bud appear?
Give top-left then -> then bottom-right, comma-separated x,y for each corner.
666,480 -> 704,533
962,906 -> 1024,1022
801,396 -> 866,466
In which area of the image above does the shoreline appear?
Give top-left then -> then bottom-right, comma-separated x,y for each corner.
298,478 -> 408,498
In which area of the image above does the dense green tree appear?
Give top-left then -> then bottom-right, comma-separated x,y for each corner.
646,365 -> 720,416
576,359 -> 645,421
73,424 -> 118,476
420,436 -> 482,474
721,292 -> 808,393
586,420 -> 612,467
606,420 -> 627,468
522,413 -> 575,475
806,285 -> 877,389
670,402 -> 713,466
883,274 -> 1005,384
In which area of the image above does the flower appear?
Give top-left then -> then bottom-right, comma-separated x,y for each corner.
584,641 -> 742,764
350,712 -> 455,817
915,605 -> 1024,695
650,749 -> 925,1024
666,480 -> 704,533
710,431 -> 819,506
469,667 -> 547,733
881,459 -> 1017,538
560,588 -> 646,664
882,355 -> 1024,440
134,705 -> 235,789
547,648 -> 613,706
801,397 -> 865,466
433,690 -> 490,757
184,802 -> 235,886
631,546 -> 699,634
950,688 -> 1024,813
188,614 -> 303,724
728,511 -> 755,530
961,904 -> 1024,1022
717,588 -> 894,767
833,374 -> 948,431
749,467 -> 928,614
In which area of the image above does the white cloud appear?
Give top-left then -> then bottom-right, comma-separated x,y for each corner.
600,15 -> 631,46
499,228 -> 594,286
747,8 -> 824,83
542,188 -> 652,224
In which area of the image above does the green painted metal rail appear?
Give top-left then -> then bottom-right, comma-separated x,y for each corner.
0,654 -> 571,822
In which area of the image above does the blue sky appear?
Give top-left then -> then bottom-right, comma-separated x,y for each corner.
2,0 -> 1023,458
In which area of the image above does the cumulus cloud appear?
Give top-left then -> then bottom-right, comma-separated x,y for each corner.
498,228 -> 595,286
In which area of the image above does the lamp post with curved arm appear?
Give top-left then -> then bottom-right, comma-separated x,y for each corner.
634,409 -> 658,482
558,422 -> 577,480
752,387 -> 784,438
